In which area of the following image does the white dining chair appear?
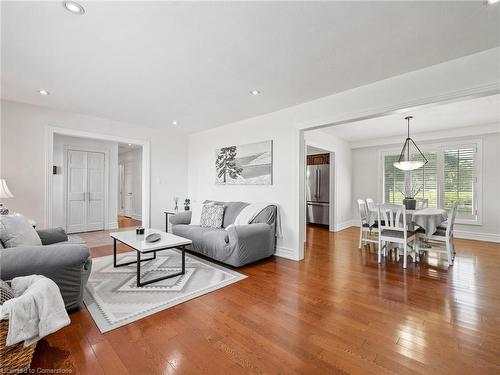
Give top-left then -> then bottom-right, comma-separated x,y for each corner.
365,198 -> 376,211
415,198 -> 429,209
357,199 -> 378,249
416,201 -> 459,266
377,203 -> 417,269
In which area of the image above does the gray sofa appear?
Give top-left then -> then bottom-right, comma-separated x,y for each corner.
170,201 -> 277,267
1,229 -> 92,310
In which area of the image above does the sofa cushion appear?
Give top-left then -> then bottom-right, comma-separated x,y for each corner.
0,214 -> 42,248
190,201 -> 214,225
200,205 -> 224,229
36,227 -> 69,245
173,224 -> 229,244
221,202 -> 249,228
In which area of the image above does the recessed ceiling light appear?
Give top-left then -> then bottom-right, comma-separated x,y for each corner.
486,0 -> 499,4
250,90 -> 260,96
38,90 -> 50,96
63,1 -> 85,14
172,120 -> 178,126
127,143 -> 132,146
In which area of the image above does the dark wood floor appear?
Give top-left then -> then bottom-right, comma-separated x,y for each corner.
31,226 -> 500,374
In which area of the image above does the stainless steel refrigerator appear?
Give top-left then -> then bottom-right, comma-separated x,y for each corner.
306,164 -> 330,225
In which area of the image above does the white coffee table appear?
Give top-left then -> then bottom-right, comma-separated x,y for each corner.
110,229 -> 192,287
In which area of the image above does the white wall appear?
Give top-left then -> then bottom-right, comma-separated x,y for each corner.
118,148 -> 142,220
52,134 -> 119,229
188,48 -> 500,260
305,130 -> 352,231
351,130 -> 500,242
189,121 -> 298,259
1,100 -> 188,230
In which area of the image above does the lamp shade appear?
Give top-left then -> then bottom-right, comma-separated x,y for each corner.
0,179 -> 14,198
393,160 -> 425,171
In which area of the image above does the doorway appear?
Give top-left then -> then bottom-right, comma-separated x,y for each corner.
305,146 -> 334,234
118,143 -> 142,227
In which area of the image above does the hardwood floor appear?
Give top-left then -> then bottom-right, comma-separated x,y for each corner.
118,215 -> 142,228
30,226 -> 500,374
76,216 -> 142,248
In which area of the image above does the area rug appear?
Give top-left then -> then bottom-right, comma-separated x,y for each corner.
83,250 -> 246,332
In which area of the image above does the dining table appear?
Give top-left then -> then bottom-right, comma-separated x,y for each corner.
368,206 -> 448,235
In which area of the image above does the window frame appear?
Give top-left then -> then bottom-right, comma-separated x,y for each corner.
377,139 -> 483,226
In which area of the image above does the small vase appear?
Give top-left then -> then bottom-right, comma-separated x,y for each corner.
184,206 -> 190,211
403,198 -> 416,210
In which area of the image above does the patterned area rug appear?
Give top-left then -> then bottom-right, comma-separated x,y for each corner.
84,250 -> 246,332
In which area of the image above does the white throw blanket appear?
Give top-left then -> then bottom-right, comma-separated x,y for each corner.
232,203 -> 283,237
0,275 -> 70,347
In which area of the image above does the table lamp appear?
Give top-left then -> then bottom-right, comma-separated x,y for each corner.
0,179 -> 14,215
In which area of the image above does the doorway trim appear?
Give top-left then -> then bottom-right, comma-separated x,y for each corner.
45,126 -> 151,229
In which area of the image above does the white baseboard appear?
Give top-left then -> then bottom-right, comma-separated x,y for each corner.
454,230 -> 500,243
334,220 -> 358,232
275,246 -> 300,260
108,221 -> 118,230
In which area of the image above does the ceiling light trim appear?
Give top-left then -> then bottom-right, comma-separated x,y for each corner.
63,1 -> 85,15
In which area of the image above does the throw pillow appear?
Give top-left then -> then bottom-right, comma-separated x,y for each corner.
0,214 -> 42,248
0,280 -> 14,305
190,201 -> 214,225
200,204 -> 225,229
37,227 -> 69,245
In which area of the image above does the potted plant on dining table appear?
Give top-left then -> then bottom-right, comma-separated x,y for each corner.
399,180 -> 422,210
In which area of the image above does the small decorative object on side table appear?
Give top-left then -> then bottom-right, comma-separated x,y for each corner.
173,197 -> 179,212
184,198 -> 190,211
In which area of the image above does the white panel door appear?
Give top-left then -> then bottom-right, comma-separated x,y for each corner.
67,150 -> 87,233
66,150 -> 106,233
86,152 -> 105,231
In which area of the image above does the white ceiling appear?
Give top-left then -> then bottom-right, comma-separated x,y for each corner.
320,94 -> 500,144
2,1 -> 499,133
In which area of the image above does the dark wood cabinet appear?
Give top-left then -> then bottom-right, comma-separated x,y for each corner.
307,153 -> 329,165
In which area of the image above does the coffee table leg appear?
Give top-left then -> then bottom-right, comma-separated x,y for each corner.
113,238 -> 117,267
137,251 -> 141,287
181,246 -> 185,274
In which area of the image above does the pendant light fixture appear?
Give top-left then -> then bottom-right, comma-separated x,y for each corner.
393,116 -> 428,171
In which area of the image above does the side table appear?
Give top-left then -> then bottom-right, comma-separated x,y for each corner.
164,210 -> 178,232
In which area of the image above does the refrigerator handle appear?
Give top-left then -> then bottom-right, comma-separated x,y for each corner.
315,168 -> 319,198
317,169 -> 321,198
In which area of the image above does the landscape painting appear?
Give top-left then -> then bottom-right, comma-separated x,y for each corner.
215,140 -> 273,185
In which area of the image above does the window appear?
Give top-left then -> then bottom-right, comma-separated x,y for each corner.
384,152 -> 437,206
444,147 -> 476,218
382,142 -> 480,223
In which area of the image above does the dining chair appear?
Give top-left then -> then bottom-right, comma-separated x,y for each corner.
357,199 -> 378,249
415,198 -> 429,209
365,198 -> 376,211
416,201 -> 459,266
377,203 -> 417,269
